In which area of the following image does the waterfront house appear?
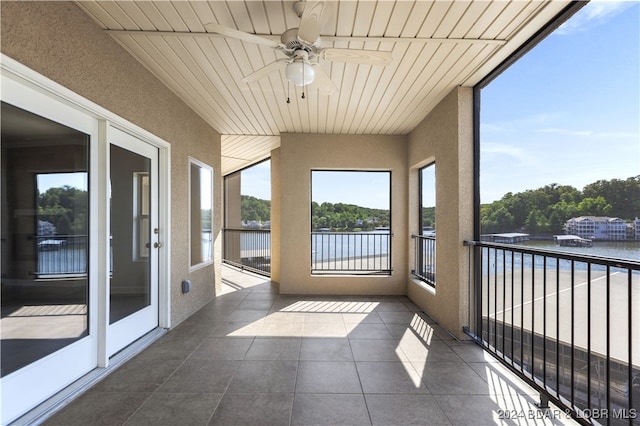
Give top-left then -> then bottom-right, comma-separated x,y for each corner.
37,220 -> 56,237
1,2 -> 637,425
564,216 -> 629,241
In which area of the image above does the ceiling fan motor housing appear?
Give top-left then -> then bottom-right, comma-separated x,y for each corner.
281,27 -> 320,52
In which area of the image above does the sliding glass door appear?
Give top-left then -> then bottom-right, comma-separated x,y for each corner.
0,98 -> 99,423
1,68 -> 165,424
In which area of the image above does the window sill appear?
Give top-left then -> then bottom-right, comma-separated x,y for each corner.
410,277 -> 436,295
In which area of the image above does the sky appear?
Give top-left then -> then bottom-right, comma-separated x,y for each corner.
239,1 -> 638,209
480,0 -> 639,202
38,172 -> 87,193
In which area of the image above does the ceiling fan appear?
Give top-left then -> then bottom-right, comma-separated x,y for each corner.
205,1 -> 393,100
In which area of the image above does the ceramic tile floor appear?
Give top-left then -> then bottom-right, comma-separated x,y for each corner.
45,266 -> 577,426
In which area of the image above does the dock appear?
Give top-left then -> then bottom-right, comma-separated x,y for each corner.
554,234 -> 592,247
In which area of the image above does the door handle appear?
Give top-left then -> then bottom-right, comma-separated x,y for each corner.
154,242 -> 163,248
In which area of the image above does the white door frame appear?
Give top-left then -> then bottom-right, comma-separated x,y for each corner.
1,55 -> 172,424
1,60 -> 100,426
105,126 -> 160,357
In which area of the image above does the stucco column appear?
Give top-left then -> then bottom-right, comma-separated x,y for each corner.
407,86 -> 474,340
225,172 -> 242,228
270,148 -> 281,284
223,172 -> 242,264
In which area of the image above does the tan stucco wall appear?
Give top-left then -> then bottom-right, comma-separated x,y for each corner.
407,87 -> 474,339
276,133 -> 408,295
1,1 -> 222,326
270,148 -> 282,284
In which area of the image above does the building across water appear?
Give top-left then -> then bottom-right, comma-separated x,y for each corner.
564,216 -> 638,241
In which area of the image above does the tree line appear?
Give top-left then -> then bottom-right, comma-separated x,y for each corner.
39,176 -> 638,236
311,201 -> 390,231
38,185 -> 88,235
242,195 -> 271,223
241,195 -> 391,231
481,176 -> 639,234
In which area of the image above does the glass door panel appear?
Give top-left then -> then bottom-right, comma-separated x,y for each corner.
107,128 -> 158,356
1,99 -> 98,424
109,144 -> 151,324
1,102 -> 90,376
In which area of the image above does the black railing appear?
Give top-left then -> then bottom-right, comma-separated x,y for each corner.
223,229 -> 271,276
412,234 -> 436,285
35,235 -> 88,277
465,241 -> 639,425
311,231 -> 391,275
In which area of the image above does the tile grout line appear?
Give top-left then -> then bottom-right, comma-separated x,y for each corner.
348,336 -> 375,426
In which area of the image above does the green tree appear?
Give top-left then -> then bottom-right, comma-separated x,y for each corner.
583,176 -> 640,220
526,210 -> 541,234
240,195 -> 270,223
479,176 -> 637,235
576,196 -> 612,217
548,211 -> 564,234
38,185 -> 88,235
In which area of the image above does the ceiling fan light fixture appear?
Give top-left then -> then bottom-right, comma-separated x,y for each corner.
285,60 -> 315,86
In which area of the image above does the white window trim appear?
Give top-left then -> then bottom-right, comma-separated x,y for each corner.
188,156 -> 214,272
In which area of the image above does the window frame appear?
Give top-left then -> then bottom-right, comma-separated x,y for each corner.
414,162 -> 436,287
188,157 -> 213,271
133,171 -> 150,260
310,169 -> 392,276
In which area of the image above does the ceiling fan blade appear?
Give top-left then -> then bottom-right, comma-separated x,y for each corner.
242,59 -> 288,83
205,23 -> 282,49
321,48 -> 393,66
297,1 -> 329,45
311,65 -> 338,95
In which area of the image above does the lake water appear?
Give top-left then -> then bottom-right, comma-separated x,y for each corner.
479,240 -> 639,275
520,240 -> 640,262
38,234 -> 638,276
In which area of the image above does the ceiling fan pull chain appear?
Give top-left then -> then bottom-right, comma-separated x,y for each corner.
301,60 -> 306,99
287,81 -> 291,104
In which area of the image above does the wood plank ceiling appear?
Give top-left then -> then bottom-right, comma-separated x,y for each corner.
76,1 -> 571,174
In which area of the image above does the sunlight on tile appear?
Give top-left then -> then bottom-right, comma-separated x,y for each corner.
402,361 -> 425,388
409,317 -> 435,344
227,321 -> 265,337
473,362 -> 539,395
342,312 -> 383,324
280,300 -> 380,313
7,304 -> 87,317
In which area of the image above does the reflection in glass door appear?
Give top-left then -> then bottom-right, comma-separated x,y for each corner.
107,129 -> 159,356
110,145 -> 151,323
1,102 -> 90,375
1,100 -> 97,424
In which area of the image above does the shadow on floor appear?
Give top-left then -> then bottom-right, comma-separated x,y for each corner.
44,265 -> 577,426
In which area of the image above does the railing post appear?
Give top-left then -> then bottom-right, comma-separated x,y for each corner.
464,239 -> 639,426
222,228 -> 271,277
538,392 -> 550,409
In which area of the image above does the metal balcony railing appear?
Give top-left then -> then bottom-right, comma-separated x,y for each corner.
223,229 -> 271,276
311,231 -> 391,275
35,235 -> 88,277
465,240 -> 639,425
412,234 -> 436,286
